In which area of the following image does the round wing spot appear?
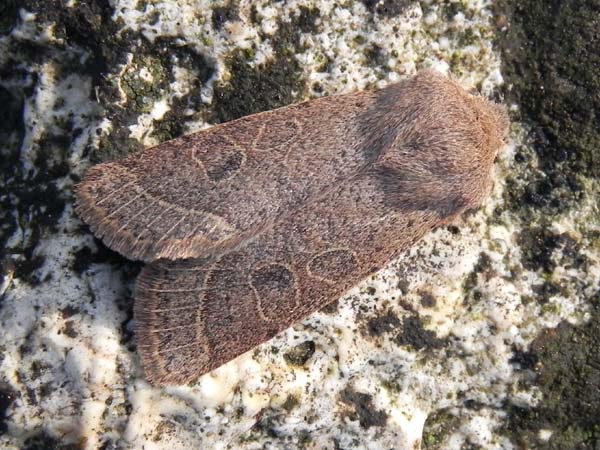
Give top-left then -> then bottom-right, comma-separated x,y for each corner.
307,249 -> 359,283
205,148 -> 245,181
192,144 -> 245,182
250,264 -> 298,321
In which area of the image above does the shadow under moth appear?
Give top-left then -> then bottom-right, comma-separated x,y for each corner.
75,70 -> 508,386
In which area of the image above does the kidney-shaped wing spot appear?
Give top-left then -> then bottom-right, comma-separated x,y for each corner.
191,116 -> 304,183
306,248 -> 361,284
249,263 -> 301,322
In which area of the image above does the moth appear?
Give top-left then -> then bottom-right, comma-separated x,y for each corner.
75,71 -> 508,386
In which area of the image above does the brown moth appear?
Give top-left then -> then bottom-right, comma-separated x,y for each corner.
75,70 -> 508,386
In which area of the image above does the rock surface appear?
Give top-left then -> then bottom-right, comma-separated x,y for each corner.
0,1 -> 598,449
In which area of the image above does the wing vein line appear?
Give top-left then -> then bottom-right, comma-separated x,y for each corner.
154,212 -> 190,247
131,204 -> 174,247
149,323 -> 195,332
94,181 -> 136,206
154,342 -> 198,354
104,192 -> 144,219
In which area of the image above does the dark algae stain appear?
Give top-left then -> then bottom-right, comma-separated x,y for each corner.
505,293 -> 600,450
362,310 -> 445,350
13,1 -> 215,163
211,47 -> 303,123
0,1 -> 216,284
0,0 -> 141,285
419,291 -> 437,308
0,0 -> 19,34
22,431 -> 82,450
95,35 -> 213,162
0,385 -> 17,434
494,1 -> 600,448
148,44 -> 213,140
211,2 -> 239,30
495,0 -> 599,218
501,0 -> 599,179
210,6 -> 319,123
0,82 -> 66,286
518,227 -> 589,279
70,239 -> 130,276
340,387 -> 388,429
365,311 -> 402,336
463,251 -> 492,300
395,316 -> 446,350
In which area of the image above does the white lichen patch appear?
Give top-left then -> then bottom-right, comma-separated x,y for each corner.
1,1 -> 599,450
1,215 -> 131,450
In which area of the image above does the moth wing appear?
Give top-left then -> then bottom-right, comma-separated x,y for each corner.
134,169 -> 460,386
74,93 -> 374,262
132,71 -> 506,385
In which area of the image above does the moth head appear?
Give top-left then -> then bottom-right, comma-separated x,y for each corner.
466,94 -> 510,204
468,94 -> 510,161
417,70 -> 509,162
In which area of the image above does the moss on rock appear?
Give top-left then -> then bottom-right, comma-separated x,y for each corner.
283,340 -> 316,367
0,85 -> 68,286
505,294 -> 600,449
340,387 -> 388,429
494,1 -> 600,448
210,6 -> 319,123
495,0 -> 600,218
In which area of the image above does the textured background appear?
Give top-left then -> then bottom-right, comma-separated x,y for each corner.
0,1 -> 598,449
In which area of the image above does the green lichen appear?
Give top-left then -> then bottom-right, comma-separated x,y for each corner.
364,43 -> 387,69
296,429 -> 312,448
283,340 -> 316,367
120,55 -> 168,114
457,28 -> 478,47
422,409 -> 461,450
